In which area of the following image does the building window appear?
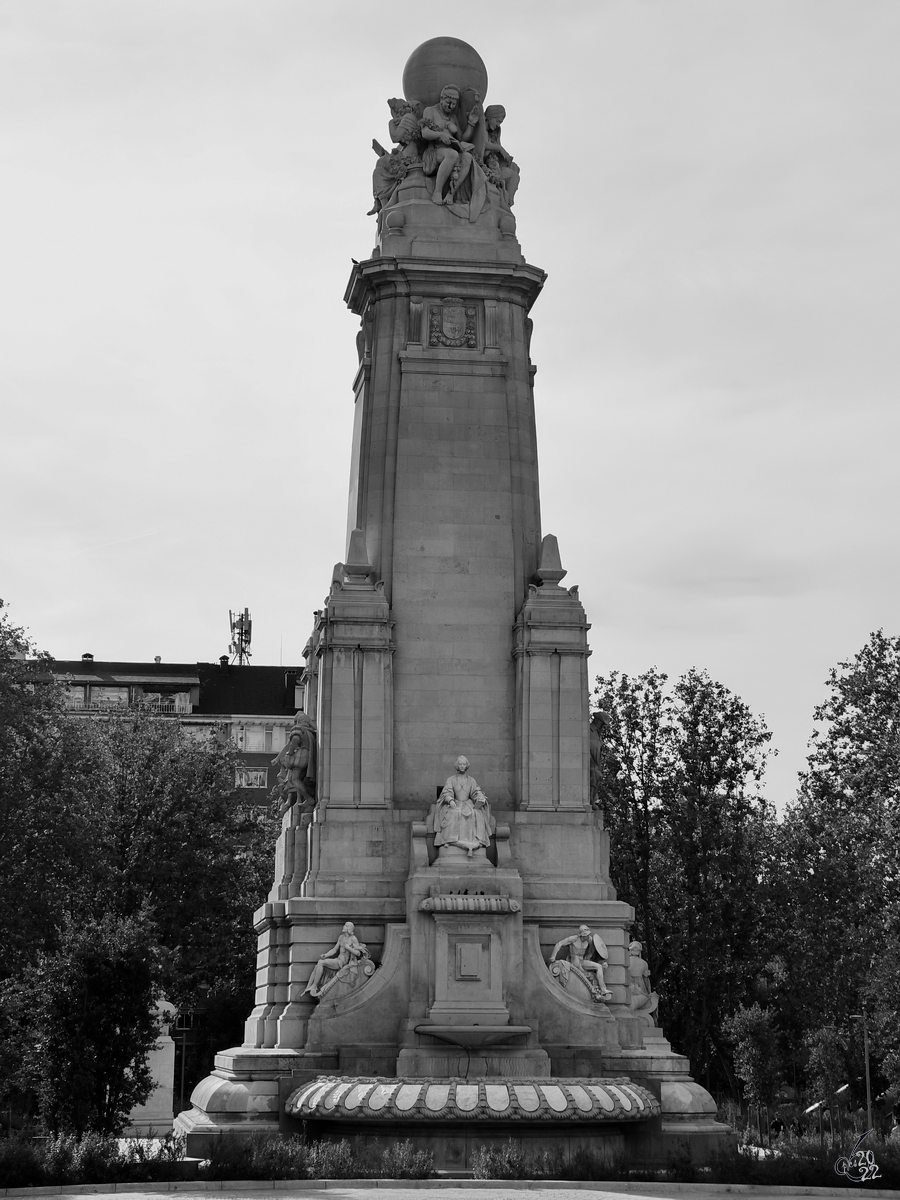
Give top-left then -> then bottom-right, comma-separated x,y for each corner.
235,767 -> 268,789
244,726 -> 266,752
64,686 -> 86,709
89,685 -> 130,708
142,691 -> 191,713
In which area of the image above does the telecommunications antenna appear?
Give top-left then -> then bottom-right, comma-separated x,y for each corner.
229,607 -> 252,665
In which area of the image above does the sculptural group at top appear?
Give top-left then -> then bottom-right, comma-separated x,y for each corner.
369,88 -> 520,223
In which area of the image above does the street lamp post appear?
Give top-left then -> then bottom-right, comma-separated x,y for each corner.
850,1014 -> 873,1134
835,1082 -> 849,1146
805,1100 -> 825,1150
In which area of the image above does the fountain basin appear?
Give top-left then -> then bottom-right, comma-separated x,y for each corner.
286,1075 -> 659,1122
414,1023 -> 531,1048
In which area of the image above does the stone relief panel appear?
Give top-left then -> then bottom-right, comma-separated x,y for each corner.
429,298 -> 478,349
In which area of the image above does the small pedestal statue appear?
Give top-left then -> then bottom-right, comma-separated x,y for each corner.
301,922 -> 374,1002
433,756 -> 494,862
549,924 -> 613,1003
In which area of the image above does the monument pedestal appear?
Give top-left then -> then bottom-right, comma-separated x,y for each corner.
176,35 -> 732,1165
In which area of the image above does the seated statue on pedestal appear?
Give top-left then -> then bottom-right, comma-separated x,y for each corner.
628,939 -> 659,1021
434,755 -> 494,858
549,924 -> 613,1003
302,922 -> 374,1001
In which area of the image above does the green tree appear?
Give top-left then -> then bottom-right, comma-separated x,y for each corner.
776,631 -> 900,1091
0,603 -> 277,1130
724,1003 -> 782,1139
80,710 -> 275,1005
0,603 -> 103,977
6,913 -> 158,1135
593,667 -> 776,1092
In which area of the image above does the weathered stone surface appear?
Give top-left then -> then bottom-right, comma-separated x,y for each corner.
177,37 -> 733,1166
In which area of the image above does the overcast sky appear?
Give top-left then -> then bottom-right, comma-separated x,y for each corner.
2,0 -> 898,808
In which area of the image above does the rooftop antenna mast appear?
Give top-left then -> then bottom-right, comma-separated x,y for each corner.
229,607 -> 252,665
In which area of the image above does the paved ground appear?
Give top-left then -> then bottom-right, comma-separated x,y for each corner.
8,1185 -> 899,1200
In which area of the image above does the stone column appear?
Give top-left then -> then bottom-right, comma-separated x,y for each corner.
313,530 -> 394,810
514,535 -> 592,811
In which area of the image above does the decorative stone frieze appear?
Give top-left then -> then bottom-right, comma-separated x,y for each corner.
286,1075 -> 659,1122
419,895 -> 521,914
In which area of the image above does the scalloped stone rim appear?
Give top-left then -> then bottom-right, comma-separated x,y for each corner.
285,1075 -> 660,1123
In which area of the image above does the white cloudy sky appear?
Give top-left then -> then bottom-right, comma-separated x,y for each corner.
2,0 -> 897,808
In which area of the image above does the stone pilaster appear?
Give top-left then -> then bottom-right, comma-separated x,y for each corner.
313,532 -> 394,810
514,536 -> 592,811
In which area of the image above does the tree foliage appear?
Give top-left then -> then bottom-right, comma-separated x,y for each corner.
6,914 -> 158,1135
593,666 -> 776,1090
724,1003 -> 782,1109
776,630 -> 900,1091
0,600 -> 277,1133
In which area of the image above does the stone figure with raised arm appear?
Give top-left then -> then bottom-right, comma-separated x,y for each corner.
420,84 -> 486,213
368,97 -> 422,216
434,756 -> 493,857
550,924 -> 613,1001
302,922 -> 370,999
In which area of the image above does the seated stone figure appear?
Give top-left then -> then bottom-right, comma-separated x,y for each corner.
481,104 -> 520,209
420,84 -> 488,221
550,924 -> 613,1001
302,922 -> 370,1000
628,939 -> 659,1018
434,755 -> 493,858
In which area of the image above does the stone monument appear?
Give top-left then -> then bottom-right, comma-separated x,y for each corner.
175,36 -> 730,1169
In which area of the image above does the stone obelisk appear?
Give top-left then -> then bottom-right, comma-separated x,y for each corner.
177,37 -> 729,1167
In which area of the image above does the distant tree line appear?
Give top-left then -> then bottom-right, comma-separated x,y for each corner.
592,632 -> 900,1121
0,601 -> 276,1136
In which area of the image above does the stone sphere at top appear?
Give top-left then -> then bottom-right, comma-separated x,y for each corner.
402,37 -> 488,110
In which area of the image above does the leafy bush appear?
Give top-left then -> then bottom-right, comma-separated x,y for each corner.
375,1137 -> 433,1179
470,1140 -> 532,1179
201,1133 -> 432,1180
708,1136 -> 900,1189
471,1140 -> 649,1182
470,1134 -> 900,1187
0,1132 -> 187,1188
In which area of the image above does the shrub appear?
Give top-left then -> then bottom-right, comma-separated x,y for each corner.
201,1134 -> 432,1181
0,1131 -> 187,1188
0,1139 -> 44,1188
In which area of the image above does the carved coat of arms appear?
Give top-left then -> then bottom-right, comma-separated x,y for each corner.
429,297 -> 477,348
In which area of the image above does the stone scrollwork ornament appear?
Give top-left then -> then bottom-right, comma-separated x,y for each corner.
549,925 -> 613,1004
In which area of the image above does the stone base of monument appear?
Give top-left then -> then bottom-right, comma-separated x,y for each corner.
281,1074 -> 727,1171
